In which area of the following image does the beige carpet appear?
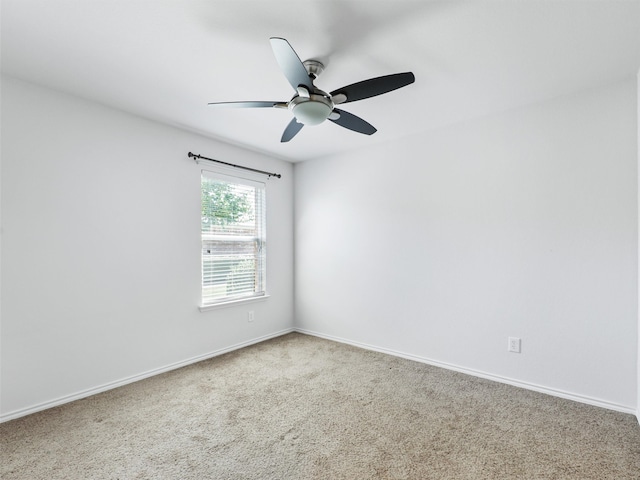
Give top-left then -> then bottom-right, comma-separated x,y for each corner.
1,332 -> 639,479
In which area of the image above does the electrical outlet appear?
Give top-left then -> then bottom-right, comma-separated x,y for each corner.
508,337 -> 521,353
248,311 -> 254,322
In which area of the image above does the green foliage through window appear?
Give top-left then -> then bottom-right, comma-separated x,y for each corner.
201,178 -> 253,230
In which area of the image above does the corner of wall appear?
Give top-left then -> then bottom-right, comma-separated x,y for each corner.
636,70 -> 640,424
637,68 -> 640,426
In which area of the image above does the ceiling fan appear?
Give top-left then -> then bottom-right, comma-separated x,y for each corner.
208,37 -> 415,142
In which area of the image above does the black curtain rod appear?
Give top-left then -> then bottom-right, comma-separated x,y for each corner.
188,152 -> 281,179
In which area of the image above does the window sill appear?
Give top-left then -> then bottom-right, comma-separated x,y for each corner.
199,294 -> 270,312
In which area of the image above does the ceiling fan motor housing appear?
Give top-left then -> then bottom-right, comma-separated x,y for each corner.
289,93 -> 334,126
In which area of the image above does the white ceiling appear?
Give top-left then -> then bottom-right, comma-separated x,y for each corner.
2,0 -> 639,162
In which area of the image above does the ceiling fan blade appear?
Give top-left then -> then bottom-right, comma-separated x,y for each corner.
270,37 -> 314,91
330,72 -> 415,104
208,101 -> 287,108
281,118 -> 304,142
329,109 -> 377,135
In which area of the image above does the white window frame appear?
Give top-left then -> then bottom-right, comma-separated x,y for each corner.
199,169 -> 267,310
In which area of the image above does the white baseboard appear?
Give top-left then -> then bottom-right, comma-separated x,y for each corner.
0,328 -> 294,423
295,327 -> 637,417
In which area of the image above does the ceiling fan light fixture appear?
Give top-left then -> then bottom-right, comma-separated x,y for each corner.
289,94 -> 333,126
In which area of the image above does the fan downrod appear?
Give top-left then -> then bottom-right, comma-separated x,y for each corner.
303,60 -> 325,79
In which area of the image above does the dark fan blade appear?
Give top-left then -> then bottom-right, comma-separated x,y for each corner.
281,118 -> 304,142
330,72 -> 415,104
208,101 -> 287,108
270,37 -> 314,91
329,109 -> 376,135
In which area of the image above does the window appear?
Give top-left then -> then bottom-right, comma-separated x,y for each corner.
201,171 -> 266,306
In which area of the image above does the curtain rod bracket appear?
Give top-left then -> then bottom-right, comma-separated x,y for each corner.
188,152 -> 281,179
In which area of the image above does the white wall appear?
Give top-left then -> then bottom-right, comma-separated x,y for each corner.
0,76 -> 294,420
2,74 -> 637,421
295,78 -> 638,412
